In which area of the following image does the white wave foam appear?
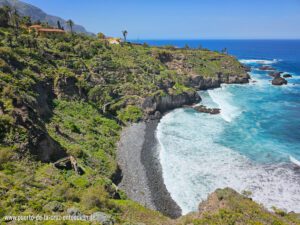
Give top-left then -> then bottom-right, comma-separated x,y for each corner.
157,110 -> 300,214
290,156 -> 300,167
239,59 -> 279,65
208,86 -> 242,122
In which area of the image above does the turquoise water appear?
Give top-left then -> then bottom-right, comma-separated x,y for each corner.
148,40 -> 300,214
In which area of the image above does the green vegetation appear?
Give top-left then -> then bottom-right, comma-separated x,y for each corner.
179,188 -> 300,225
0,7 -> 294,225
117,105 -> 143,124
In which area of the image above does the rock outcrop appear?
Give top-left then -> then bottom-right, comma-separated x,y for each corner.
142,91 -> 201,119
187,73 -> 250,90
177,188 -> 300,225
193,105 -> 220,114
283,74 -> 292,78
272,76 -> 288,86
54,76 -> 84,100
259,66 -> 275,71
9,79 -> 68,162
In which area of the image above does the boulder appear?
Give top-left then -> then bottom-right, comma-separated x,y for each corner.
67,207 -> 82,216
90,212 -> 114,225
193,105 -> 220,114
272,77 -> 287,86
259,66 -> 275,71
43,201 -> 64,212
283,74 -> 292,78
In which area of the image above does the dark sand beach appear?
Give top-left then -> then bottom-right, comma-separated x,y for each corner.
117,120 -> 182,218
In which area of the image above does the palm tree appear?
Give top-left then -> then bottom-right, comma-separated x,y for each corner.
11,8 -> 20,29
122,30 -> 128,42
57,20 -> 62,29
66,19 -> 74,33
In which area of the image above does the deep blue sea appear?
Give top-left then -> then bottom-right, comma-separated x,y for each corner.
136,40 -> 300,214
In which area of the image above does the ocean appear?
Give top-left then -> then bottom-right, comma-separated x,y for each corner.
135,40 -> 300,214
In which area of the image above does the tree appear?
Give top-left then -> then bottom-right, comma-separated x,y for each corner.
122,30 -> 128,42
0,6 -> 10,27
97,32 -> 105,39
66,19 -> 74,33
21,16 -> 31,27
57,20 -> 62,29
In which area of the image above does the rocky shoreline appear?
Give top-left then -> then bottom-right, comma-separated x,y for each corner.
117,68 -> 251,218
116,53 -> 252,218
117,120 -> 182,218
141,120 -> 182,218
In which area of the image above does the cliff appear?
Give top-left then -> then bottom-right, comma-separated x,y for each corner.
3,22 -> 290,225
177,188 -> 300,225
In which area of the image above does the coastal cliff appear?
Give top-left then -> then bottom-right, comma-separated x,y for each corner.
2,22 -> 297,225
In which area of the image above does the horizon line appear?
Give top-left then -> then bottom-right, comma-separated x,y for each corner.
129,38 -> 300,41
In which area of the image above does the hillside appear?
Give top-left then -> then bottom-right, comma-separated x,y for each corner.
1,15 -> 299,224
0,0 -> 92,34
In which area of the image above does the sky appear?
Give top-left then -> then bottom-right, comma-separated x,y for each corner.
22,0 -> 300,40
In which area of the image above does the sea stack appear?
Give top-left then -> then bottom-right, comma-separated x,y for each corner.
272,76 -> 288,85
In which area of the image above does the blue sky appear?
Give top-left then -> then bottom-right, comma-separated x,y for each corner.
22,0 -> 300,39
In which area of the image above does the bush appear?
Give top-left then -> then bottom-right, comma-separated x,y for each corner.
117,105 -> 143,123
0,147 -> 12,169
0,114 -> 13,141
81,185 -> 108,210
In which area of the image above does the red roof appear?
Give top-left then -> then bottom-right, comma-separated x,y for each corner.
38,28 -> 65,33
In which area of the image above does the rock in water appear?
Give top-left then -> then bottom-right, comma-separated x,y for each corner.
269,72 -> 282,78
272,77 -> 288,85
259,66 -> 275,71
283,74 -> 292,78
193,105 -> 221,114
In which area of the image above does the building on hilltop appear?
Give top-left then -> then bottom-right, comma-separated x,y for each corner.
106,37 -> 122,44
98,33 -> 122,44
29,25 -> 65,36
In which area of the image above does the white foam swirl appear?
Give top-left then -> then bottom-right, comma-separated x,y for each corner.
239,59 -> 279,65
157,109 -> 300,214
208,86 -> 242,122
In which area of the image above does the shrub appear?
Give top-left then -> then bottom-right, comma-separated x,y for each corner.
69,176 -> 90,188
0,114 -> 13,141
81,185 -> 108,210
0,147 -> 12,169
117,105 -> 143,123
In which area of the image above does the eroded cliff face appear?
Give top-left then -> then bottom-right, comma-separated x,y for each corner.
187,72 -> 250,90
141,51 -> 250,120
11,86 -> 67,162
177,188 -> 300,225
142,91 -> 201,120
